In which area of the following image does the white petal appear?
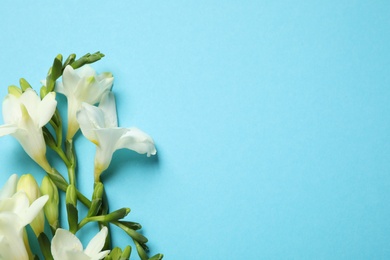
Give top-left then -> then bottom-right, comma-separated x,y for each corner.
0,213 -> 28,260
21,195 -> 48,226
0,124 -> 18,136
19,88 -> 41,122
84,226 -> 108,257
55,81 -> 65,95
93,250 -> 111,260
0,192 -> 30,216
77,103 -> 105,142
37,92 -> 57,127
76,64 -> 96,78
94,128 -> 128,171
0,174 -> 18,199
51,228 -> 83,260
99,91 -> 117,127
62,65 -> 82,94
116,127 -> 157,156
2,94 -> 21,124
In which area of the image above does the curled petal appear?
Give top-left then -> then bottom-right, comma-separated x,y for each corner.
117,127 -> 157,157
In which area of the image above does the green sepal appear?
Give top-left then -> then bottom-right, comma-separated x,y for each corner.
19,78 -> 32,91
66,185 -> 78,233
38,232 -> 54,260
47,169 -> 69,192
65,140 -> 76,168
43,127 -> 57,150
88,182 -> 104,217
148,254 -> 164,260
66,203 -> 78,233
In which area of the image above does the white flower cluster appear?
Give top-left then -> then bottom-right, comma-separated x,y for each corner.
0,54 -> 161,260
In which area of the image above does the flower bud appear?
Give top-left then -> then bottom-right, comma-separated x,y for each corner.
88,182 -> 104,217
121,245 -> 132,259
40,176 -> 59,231
17,174 -> 45,236
65,184 -> 77,206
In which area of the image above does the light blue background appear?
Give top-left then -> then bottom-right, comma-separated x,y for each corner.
1,1 -> 390,259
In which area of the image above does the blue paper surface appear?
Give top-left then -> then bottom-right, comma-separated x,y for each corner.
1,1 -> 390,259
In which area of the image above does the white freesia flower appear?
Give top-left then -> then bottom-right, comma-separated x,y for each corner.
51,226 -> 109,260
0,174 -> 49,260
76,91 -> 156,181
56,65 -> 114,140
0,88 -> 56,172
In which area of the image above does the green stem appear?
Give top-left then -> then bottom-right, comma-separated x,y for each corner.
76,190 -> 92,208
65,139 -> 77,186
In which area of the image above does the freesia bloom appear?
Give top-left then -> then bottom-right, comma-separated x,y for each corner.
76,91 -> 156,181
55,65 -> 114,140
51,226 -> 110,260
0,174 -> 49,259
0,88 -> 56,172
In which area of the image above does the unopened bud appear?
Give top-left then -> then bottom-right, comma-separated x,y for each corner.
40,176 -> 59,230
17,174 -> 45,236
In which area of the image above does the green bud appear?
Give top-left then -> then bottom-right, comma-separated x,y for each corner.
40,86 -> 48,99
49,54 -> 63,90
118,220 -> 142,230
109,247 -> 122,260
102,208 -> 130,223
63,53 -> 76,69
88,182 -> 104,217
19,78 -> 32,92
120,245 -> 132,260
40,176 -> 59,231
8,85 -> 22,97
70,51 -> 105,69
135,241 -> 148,260
17,174 -> 45,236
117,222 -> 148,244
65,184 -> 77,206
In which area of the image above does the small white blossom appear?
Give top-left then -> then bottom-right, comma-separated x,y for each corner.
51,227 -> 110,260
56,65 -> 113,140
76,91 -> 156,180
0,88 -> 56,172
0,174 -> 48,260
